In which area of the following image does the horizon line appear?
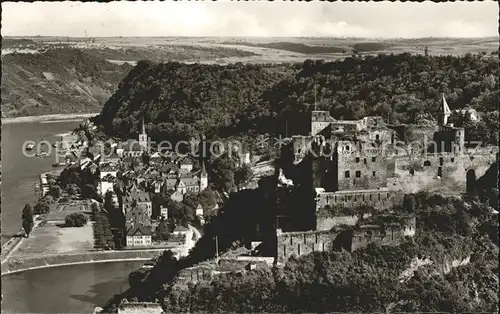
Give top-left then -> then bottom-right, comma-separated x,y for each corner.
3,35 -> 498,40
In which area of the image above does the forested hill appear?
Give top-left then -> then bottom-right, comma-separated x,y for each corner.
95,60 -> 296,141
95,53 -> 498,142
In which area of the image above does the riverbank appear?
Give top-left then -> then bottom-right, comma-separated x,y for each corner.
1,215 -> 43,262
1,249 -> 176,275
2,112 -> 99,124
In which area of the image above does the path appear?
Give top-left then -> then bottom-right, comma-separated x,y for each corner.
1,216 -> 43,264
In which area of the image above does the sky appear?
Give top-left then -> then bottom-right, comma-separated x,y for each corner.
2,1 -> 498,38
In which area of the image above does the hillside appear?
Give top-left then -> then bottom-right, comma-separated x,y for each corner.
95,60 -> 297,141
95,53 -> 498,144
1,48 -> 133,117
100,192 -> 498,313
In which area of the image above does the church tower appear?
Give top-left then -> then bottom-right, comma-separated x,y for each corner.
138,117 -> 148,150
437,94 -> 452,126
199,160 -> 208,192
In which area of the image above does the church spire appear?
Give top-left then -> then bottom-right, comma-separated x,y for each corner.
141,117 -> 146,135
442,94 -> 451,115
438,94 -> 452,126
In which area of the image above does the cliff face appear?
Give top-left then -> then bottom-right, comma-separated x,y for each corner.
1,49 -> 133,117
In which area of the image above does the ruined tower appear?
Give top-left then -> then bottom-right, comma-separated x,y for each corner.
311,110 -> 332,136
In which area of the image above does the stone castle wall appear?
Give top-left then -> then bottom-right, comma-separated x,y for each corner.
276,230 -> 338,263
390,152 -> 497,194
315,214 -> 372,231
276,215 -> 416,262
350,217 -> 416,251
315,190 -> 404,211
176,265 -> 214,284
217,257 -> 272,272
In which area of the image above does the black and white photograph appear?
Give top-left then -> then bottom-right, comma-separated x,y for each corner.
1,1 -> 498,313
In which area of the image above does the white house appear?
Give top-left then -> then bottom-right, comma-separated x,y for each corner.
178,157 -> 193,172
126,225 -> 153,247
100,181 -> 114,196
153,181 -> 163,194
160,207 -> 168,220
195,204 -> 204,217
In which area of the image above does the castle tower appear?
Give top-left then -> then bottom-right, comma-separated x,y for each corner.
138,117 -> 148,150
199,160 -> 208,192
311,110 -> 332,136
437,94 -> 452,126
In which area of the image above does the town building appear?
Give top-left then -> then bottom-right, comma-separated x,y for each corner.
178,157 -> 193,172
99,180 -> 114,196
160,207 -> 168,219
122,187 -> 152,216
118,140 -> 144,158
100,164 -> 118,180
126,224 -> 153,247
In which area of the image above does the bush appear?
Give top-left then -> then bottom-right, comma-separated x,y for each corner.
33,195 -> 55,214
64,213 -> 88,227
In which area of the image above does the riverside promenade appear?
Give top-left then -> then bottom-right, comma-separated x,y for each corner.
1,199 -> 197,276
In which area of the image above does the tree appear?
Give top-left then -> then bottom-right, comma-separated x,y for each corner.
64,213 -> 88,227
33,195 -> 54,214
49,185 -> 61,199
234,164 -> 253,190
67,184 -> 80,196
22,204 -> 34,237
210,153 -> 237,193
142,152 -> 150,166
154,218 -> 171,241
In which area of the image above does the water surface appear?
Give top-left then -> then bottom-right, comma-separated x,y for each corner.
2,120 -> 144,313
2,261 -> 143,313
1,121 -> 81,244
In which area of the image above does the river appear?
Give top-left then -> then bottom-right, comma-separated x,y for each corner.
2,261 -> 143,313
1,120 -> 143,313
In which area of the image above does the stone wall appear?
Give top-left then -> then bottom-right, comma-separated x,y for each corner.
391,152 -> 497,194
276,230 -> 338,262
217,257 -> 273,271
336,142 -> 389,191
350,217 -> 416,252
315,189 -> 404,210
315,214 -> 372,231
176,265 -> 214,284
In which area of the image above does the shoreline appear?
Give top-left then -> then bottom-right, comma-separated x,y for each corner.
2,112 -> 99,124
1,248 -> 179,275
1,257 -> 152,276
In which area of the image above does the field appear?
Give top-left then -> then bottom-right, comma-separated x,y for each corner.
11,221 -> 94,257
45,202 -> 90,222
3,36 -> 497,63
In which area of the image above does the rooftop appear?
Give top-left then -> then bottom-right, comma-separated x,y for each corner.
126,224 -> 153,236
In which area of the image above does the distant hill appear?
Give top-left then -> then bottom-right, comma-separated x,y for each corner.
1,48 -> 133,117
226,41 -> 348,54
352,42 -> 391,52
2,38 -> 37,49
